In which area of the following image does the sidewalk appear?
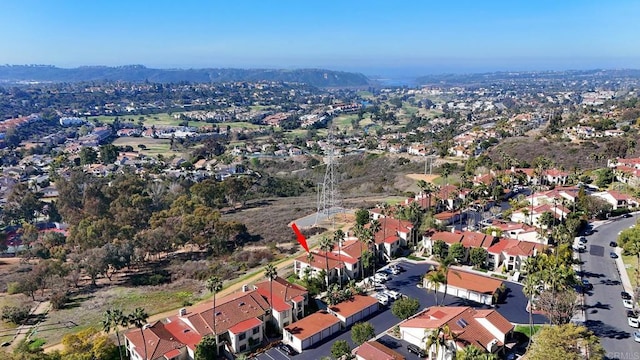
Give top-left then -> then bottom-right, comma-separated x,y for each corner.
8,300 -> 51,350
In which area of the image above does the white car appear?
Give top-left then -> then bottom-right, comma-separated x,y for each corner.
629,316 -> 639,328
383,290 -> 402,300
374,272 -> 389,282
635,331 -> 640,343
375,293 -> 389,305
624,299 -> 635,309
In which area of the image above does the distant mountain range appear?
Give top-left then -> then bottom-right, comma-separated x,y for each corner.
0,65 -> 371,87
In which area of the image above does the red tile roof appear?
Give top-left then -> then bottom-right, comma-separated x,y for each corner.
487,238 -> 544,257
254,276 -> 308,313
441,269 -> 503,295
430,231 -> 463,245
124,321 -> 187,360
228,317 -> 262,334
284,310 -> 340,341
401,306 -> 513,351
329,294 -> 379,319
184,289 -> 269,336
355,341 -> 405,360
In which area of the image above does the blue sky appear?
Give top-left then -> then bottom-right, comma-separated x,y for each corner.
0,0 -> 639,75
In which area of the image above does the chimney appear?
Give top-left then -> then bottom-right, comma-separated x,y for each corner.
178,308 -> 187,317
451,227 -> 456,234
242,284 -> 250,292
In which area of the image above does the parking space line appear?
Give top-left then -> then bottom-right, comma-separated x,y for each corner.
275,348 -> 290,360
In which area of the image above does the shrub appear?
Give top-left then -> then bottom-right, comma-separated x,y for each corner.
1,305 -> 30,324
50,291 -> 69,310
7,282 -> 21,295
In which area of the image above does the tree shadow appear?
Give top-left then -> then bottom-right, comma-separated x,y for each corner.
583,301 -> 611,310
585,319 -> 630,340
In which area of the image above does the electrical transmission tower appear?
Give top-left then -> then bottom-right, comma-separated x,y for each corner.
316,127 -> 341,226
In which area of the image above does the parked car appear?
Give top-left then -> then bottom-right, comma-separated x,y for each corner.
375,293 -> 389,306
279,343 -> 297,356
383,290 -> 402,300
574,243 -> 587,252
624,213 -> 633,218
610,241 -> 618,247
622,291 -> 632,300
579,237 -> 587,244
407,344 -> 427,357
610,252 -> 619,259
375,272 -> 390,281
635,331 -> 640,343
581,279 -> 593,291
628,311 -> 639,328
624,299 -> 634,309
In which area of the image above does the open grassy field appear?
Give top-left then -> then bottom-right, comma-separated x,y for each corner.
333,114 -> 358,131
89,112 -> 212,129
33,279 -> 203,346
111,137 -> 190,158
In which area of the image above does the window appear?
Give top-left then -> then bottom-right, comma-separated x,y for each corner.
239,344 -> 246,352
252,327 -> 259,335
239,333 -> 246,341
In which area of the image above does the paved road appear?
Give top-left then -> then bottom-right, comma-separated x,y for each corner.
581,217 -> 639,360
256,259 -> 542,360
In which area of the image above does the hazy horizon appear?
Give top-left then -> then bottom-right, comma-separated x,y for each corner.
1,0 -> 639,77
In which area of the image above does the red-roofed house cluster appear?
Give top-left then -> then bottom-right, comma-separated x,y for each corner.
400,306 -> 514,359
124,276 -> 308,359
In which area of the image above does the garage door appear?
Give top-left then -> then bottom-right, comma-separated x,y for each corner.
469,292 -> 480,302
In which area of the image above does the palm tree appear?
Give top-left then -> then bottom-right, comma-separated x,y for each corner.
353,223 -> 366,277
333,229 -> 345,286
424,268 -> 446,305
456,345 -> 484,360
128,307 -> 149,360
206,275 -> 223,347
521,275 -> 540,349
425,324 -> 455,359
264,263 -> 278,327
369,219 -> 381,271
102,308 -> 128,360
437,257 -> 452,303
319,236 -> 335,289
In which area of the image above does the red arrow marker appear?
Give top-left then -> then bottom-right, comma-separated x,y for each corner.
291,223 -> 309,252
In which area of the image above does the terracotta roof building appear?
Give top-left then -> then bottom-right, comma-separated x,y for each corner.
354,341 -> 406,360
283,310 -> 342,353
400,306 -> 514,359
423,268 -> 504,305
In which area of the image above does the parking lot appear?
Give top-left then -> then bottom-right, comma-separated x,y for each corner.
255,259 -> 545,360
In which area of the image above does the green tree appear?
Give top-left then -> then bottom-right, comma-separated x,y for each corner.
319,236 -> 335,289
351,322 -> 375,346
469,247 -> 487,269
330,340 -> 351,360
424,269 -> 446,305
128,308 -> 149,360
456,345 -> 496,360
355,208 -> 371,226
101,308 -> 128,360
194,335 -> 217,360
99,144 -> 119,164
206,276 -> 223,347
527,323 -> 605,360
448,243 -> 465,263
431,240 -> 448,259
522,275 -> 540,348
618,225 -> 640,285
264,264 -> 278,327
391,296 -> 420,320
79,147 -> 98,165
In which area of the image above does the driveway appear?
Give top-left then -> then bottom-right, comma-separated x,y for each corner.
580,217 -> 639,358
264,259 -> 543,359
